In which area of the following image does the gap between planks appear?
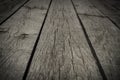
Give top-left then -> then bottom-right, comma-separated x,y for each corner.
78,13 -> 120,30
0,0 -> 30,25
22,0 -> 53,80
71,0 -> 108,80
72,0 -> 120,79
0,0 -> 51,80
25,0 -> 103,80
89,0 -> 120,30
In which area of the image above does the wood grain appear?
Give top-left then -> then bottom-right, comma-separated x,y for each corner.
26,0 -> 102,80
0,0 -> 50,80
79,15 -> 120,80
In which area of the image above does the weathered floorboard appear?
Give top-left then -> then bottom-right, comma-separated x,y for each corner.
72,0 -> 103,16
79,15 -> 120,80
90,0 -> 120,29
104,0 -> 120,10
90,0 -> 120,15
0,0 -> 27,24
0,0 -> 50,80
26,0 -> 102,80
73,0 -> 120,29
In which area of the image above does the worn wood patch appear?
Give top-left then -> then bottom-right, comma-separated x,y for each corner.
79,15 -> 120,80
0,0 -> 50,80
26,0 -> 103,80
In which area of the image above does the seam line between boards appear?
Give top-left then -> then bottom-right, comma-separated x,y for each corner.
22,0 -> 53,80
87,0 -> 120,30
0,0 -> 30,25
71,0 -> 108,80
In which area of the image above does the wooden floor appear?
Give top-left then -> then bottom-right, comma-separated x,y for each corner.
0,0 -> 120,80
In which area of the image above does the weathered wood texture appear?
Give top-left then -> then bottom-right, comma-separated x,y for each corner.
0,0 -> 50,80
73,0 -> 120,79
0,0 -> 27,24
26,0 -> 103,80
90,0 -> 120,28
87,0 -> 120,16
79,15 -> 120,80
104,0 -> 120,10
73,0 -> 120,29
72,0 -> 103,16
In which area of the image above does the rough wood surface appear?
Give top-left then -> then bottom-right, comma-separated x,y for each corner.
0,0 -> 50,80
73,0 -> 120,29
79,15 -> 120,80
104,0 -> 120,10
0,0 -> 27,24
90,0 -> 120,29
109,15 -> 120,29
26,0 -> 102,80
90,0 -> 120,15
72,0 -> 103,16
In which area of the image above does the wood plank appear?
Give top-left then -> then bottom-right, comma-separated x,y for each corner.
72,0 -> 103,16
79,15 -> 120,80
0,0 -> 28,24
0,0 -> 50,80
26,0 -> 103,80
